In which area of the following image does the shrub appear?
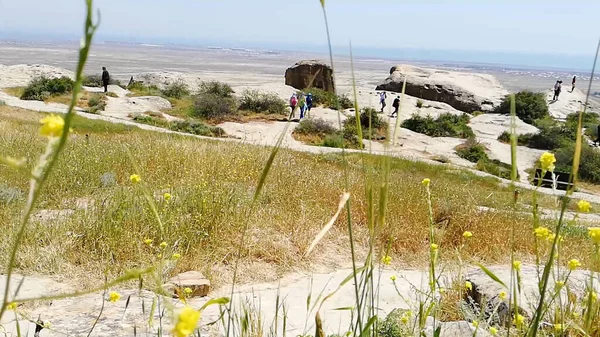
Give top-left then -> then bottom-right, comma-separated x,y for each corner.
322,134 -> 345,148
476,158 -> 514,180
343,107 -> 388,140
191,92 -> 238,120
82,74 -> 121,87
127,82 -> 161,96
497,131 -> 511,143
456,139 -> 487,163
170,120 -> 225,137
297,87 -> 353,110
0,100 -> 5,106
87,94 -> 106,114
329,94 -> 354,110
494,90 -> 548,124
556,143 -> 600,183
199,81 -> 234,98
132,115 -> 169,128
239,90 -> 287,114
295,118 -> 337,136
21,76 -> 74,101
402,113 -> 474,138
106,92 -> 119,98
161,81 -> 190,99
416,99 -> 424,108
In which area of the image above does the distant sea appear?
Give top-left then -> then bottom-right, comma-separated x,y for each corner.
0,39 -> 598,96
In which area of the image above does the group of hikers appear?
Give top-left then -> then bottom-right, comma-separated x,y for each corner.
552,75 -> 577,101
289,92 -> 314,119
379,92 -> 402,117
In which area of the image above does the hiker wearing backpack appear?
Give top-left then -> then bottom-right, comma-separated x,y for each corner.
299,94 -> 307,119
289,93 -> 298,119
391,96 -> 400,117
306,93 -> 313,117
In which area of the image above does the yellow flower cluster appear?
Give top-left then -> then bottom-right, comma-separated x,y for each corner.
421,178 -> 431,186
512,261 -> 522,271
381,255 -> 392,265
513,314 -> 525,328
172,253 -> 182,259
499,291 -> 507,300
588,227 -> 600,244
465,281 -> 473,291
39,114 -> 65,138
539,152 -> 556,172
462,231 -> 473,239
108,291 -> 121,303
160,241 -> 168,249
430,243 -> 439,251
568,259 -> 581,270
130,174 -> 141,184
164,193 -> 172,201
144,238 -> 153,245
578,200 -> 591,213
489,327 -> 498,336
6,302 -> 17,311
173,306 -> 201,337
534,227 -> 550,238
390,275 -> 397,282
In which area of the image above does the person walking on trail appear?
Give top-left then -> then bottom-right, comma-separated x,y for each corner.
571,76 -> 577,92
101,67 -> 110,93
299,94 -> 307,119
391,96 -> 400,117
553,80 -> 562,101
289,93 -> 298,119
379,92 -> 387,112
306,93 -> 313,118
596,124 -> 600,146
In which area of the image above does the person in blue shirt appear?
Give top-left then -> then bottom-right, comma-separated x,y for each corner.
306,93 -> 313,118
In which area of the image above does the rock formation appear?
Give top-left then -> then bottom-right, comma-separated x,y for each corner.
376,65 -> 507,113
285,60 -> 335,93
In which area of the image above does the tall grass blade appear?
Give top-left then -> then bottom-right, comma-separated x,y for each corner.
477,264 -> 507,288
509,94 -> 518,182
305,193 -> 350,256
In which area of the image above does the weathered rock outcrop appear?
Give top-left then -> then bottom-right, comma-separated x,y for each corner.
285,60 -> 335,93
376,65 -> 507,113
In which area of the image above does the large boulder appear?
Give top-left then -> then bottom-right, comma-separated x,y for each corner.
376,65 -> 507,113
284,60 -> 335,93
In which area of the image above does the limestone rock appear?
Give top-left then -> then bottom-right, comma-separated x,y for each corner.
375,65 -> 507,113
167,271 -> 211,298
284,60 -> 335,93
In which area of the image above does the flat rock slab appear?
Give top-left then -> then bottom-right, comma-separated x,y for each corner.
168,271 -> 211,298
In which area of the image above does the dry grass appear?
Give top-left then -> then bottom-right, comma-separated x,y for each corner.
0,105 -> 596,289
2,86 -> 100,108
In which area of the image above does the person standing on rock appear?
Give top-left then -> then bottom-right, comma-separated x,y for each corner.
391,96 -> 400,117
306,93 -> 313,118
379,92 -> 387,112
553,80 -> 562,101
571,76 -> 577,92
101,67 -> 110,93
289,93 -> 298,119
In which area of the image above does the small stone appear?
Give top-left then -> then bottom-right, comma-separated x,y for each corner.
167,271 -> 210,298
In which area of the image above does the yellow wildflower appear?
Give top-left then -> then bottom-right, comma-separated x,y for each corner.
6,302 -> 17,311
39,114 -> 65,138
499,291 -> 507,300
382,255 -> 392,265
568,259 -> 581,271
159,241 -> 168,249
390,275 -> 397,281
431,243 -> 439,251
534,227 -> 550,238
472,320 -> 479,328
173,306 -> 201,337
400,314 -> 409,325
172,253 -> 182,259
514,314 -> 525,328
108,291 -> 121,303
512,260 -> 522,272
164,193 -> 172,201
421,178 -> 431,186
585,291 -> 598,302
465,281 -> 473,291
554,324 -> 563,332
183,287 -> 193,295
555,281 -> 565,290
489,327 -> 498,336
539,152 -> 556,172
143,238 -> 153,245
578,200 -> 591,213
588,227 -> 600,244
463,231 -> 473,239
43,321 -> 51,329
130,174 -> 141,184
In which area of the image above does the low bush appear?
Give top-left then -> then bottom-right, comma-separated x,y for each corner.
295,118 -> 337,136
106,92 -> 119,98
21,76 -> 74,101
402,113 -> 474,138
456,139 -> 487,163
343,107 -> 388,140
476,158 -> 514,180
416,99 -> 424,108
132,115 -> 169,128
200,81 -> 234,98
82,74 -> 121,87
87,94 -> 107,114
322,134 -> 345,148
494,90 -> 548,124
127,82 -> 161,96
297,87 -> 353,110
170,120 -> 225,137
161,81 -> 190,99
329,94 -> 354,110
0,100 -> 5,106
191,92 -> 238,120
556,144 -> 600,183
239,90 -> 287,114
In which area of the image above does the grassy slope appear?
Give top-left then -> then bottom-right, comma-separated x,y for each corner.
0,105 -> 593,287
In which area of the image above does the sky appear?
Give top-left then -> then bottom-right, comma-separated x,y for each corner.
0,0 -> 599,58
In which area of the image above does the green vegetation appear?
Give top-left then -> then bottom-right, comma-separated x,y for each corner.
191,81 -> 239,120
416,99 -> 424,108
402,113 -> 474,138
86,93 -> 107,114
494,90 -> 548,124
343,107 -> 388,141
239,90 -> 287,114
21,76 -> 74,101
161,81 -> 190,99
132,114 -> 225,137
127,82 -> 161,96
82,74 -> 122,88
297,87 -> 353,110
456,139 -> 515,179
